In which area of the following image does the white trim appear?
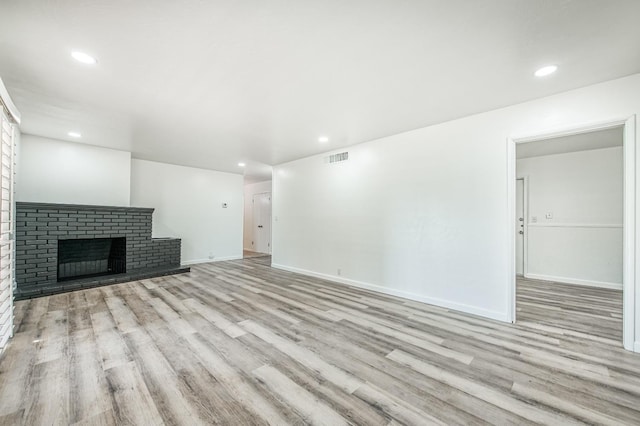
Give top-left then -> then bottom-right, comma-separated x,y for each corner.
524,273 -> 622,290
507,137 -> 517,322
0,77 -> 20,124
182,258 -> 211,265
624,115 -> 637,352
510,117 -> 629,144
634,341 -> 640,352
272,263 -> 510,322
527,223 -> 623,228
508,116 -> 636,352
182,255 -> 242,265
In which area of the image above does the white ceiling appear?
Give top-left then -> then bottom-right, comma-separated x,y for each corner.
516,126 -> 624,159
1,1 -> 640,182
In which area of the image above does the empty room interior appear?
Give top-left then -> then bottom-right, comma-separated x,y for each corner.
1,1 -> 640,425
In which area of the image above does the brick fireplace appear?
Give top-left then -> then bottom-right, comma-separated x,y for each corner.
15,202 -> 189,299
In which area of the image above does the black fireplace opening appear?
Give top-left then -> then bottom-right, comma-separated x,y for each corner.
57,237 -> 126,282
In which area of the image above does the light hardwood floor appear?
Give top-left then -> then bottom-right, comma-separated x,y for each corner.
243,250 -> 272,259
517,277 -> 623,342
0,257 -> 639,425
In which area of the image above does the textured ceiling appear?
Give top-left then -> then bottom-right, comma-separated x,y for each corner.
1,0 -> 640,181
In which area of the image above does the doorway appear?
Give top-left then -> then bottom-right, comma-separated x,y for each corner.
508,116 -> 636,351
243,179 -> 272,258
252,192 -> 272,254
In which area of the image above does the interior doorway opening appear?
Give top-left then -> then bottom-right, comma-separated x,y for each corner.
252,192 -> 272,254
508,117 -> 636,351
243,179 -> 273,259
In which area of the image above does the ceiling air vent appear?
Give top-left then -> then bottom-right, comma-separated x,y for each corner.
325,151 -> 349,164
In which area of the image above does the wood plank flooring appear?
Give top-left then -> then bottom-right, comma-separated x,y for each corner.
243,250 -> 272,259
517,277 -> 623,342
0,257 -> 639,425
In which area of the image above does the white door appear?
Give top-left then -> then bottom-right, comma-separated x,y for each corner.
516,179 -> 525,276
253,193 -> 272,254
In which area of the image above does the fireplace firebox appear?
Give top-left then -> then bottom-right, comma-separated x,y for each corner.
58,237 -> 126,281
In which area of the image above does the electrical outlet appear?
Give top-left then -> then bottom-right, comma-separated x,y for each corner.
208,252 -> 214,259
337,268 -> 341,276
545,211 -> 553,219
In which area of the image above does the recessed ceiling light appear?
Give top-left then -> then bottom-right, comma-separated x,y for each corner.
534,65 -> 557,77
318,136 -> 329,143
68,131 -> 82,138
238,162 -> 246,167
71,50 -> 98,65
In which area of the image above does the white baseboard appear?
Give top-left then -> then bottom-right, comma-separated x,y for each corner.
634,341 -> 640,353
182,255 -> 242,266
182,258 -> 209,266
524,273 -> 622,290
271,263 -> 509,323
216,255 -> 243,262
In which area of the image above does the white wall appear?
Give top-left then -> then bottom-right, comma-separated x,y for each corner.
273,73 -> 640,333
243,180 -> 272,251
517,147 -> 623,288
16,136 -> 245,266
17,135 -> 131,206
130,159 -> 243,264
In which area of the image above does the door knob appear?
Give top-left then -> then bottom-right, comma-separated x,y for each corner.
519,230 -> 524,234
258,225 -> 263,228
519,218 -> 524,222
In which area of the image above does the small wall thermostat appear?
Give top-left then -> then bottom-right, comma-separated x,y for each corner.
222,203 -> 228,208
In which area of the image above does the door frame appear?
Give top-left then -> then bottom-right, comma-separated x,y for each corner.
507,115 -> 636,352
515,176 -> 529,277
